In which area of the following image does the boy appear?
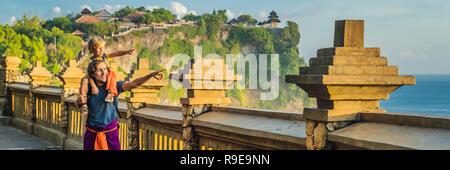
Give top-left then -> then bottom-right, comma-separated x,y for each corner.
79,37 -> 135,114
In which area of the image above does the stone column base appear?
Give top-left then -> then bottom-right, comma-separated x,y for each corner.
0,116 -> 10,126
33,124 -> 66,148
11,117 -> 34,134
305,120 -> 329,150
64,138 -> 83,150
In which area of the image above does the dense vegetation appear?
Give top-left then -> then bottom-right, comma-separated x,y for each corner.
42,6 -> 176,38
113,6 -> 147,17
0,6 -> 177,73
135,11 -> 311,109
0,7 -> 311,110
1,14 -> 83,74
137,8 -> 175,24
43,14 -> 119,37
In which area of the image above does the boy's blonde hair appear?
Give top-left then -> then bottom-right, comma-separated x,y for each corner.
87,37 -> 105,54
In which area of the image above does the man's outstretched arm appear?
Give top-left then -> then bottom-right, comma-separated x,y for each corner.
121,69 -> 165,91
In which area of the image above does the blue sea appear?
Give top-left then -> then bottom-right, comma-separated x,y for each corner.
380,75 -> 450,116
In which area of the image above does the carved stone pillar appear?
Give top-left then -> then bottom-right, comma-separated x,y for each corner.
128,58 -> 168,109
29,61 -> 53,87
126,58 -> 168,150
60,60 -> 85,130
175,58 -> 241,150
286,20 -> 415,150
126,98 -> 139,150
0,56 -> 21,116
60,60 -> 85,97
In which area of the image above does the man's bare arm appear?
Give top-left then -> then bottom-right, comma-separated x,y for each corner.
88,76 -> 99,95
121,69 -> 165,91
76,76 -> 89,106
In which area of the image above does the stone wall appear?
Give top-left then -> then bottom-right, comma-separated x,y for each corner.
286,20 -> 416,150
2,20 -> 450,150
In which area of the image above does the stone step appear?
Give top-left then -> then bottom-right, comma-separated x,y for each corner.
180,97 -> 231,105
286,74 -> 415,86
317,47 -> 380,58
0,116 -> 10,126
309,55 -> 388,66
300,65 -> 398,75
188,89 -> 226,98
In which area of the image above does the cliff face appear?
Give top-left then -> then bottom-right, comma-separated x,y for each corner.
104,29 -> 169,74
102,28 -> 250,75
92,24 -> 310,112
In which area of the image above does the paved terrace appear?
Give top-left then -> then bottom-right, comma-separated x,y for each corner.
0,124 -> 59,150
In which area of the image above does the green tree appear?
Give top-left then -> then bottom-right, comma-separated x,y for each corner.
197,18 -> 207,36
0,25 -> 23,57
114,6 -> 136,17
137,6 -> 146,12
158,38 -> 194,58
182,13 -> 198,22
138,13 -> 156,24
42,16 -> 75,33
237,14 -> 258,26
58,46 -> 75,63
200,14 -> 223,40
217,10 -> 229,23
77,22 -> 118,37
12,14 -> 53,43
152,8 -> 174,22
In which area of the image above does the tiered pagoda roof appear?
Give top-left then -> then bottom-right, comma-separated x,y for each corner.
81,8 -> 92,15
267,10 -> 280,23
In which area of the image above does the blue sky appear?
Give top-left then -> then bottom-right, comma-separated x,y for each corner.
1,0 -> 450,75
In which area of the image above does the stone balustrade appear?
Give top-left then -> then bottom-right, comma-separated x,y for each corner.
1,19 -> 449,150
286,20 -> 416,149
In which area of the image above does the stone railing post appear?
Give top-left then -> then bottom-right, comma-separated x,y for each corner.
126,58 -> 168,150
175,58 -> 240,150
29,61 -> 54,121
60,60 -> 85,97
286,20 -> 415,150
125,99 -> 139,150
0,56 -> 21,117
60,60 -> 85,128
127,58 -> 168,109
29,61 -> 52,87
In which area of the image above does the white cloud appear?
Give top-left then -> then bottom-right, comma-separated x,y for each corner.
225,9 -> 234,19
146,5 -> 159,11
187,10 -> 197,16
258,11 -> 267,20
105,4 -> 122,13
171,2 -> 187,15
53,6 -> 61,15
400,51 -> 413,58
9,16 -> 16,25
170,2 -> 195,18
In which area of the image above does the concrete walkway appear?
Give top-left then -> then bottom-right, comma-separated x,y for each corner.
0,125 -> 60,150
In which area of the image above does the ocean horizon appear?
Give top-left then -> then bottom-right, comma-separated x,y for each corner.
380,74 -> 450,116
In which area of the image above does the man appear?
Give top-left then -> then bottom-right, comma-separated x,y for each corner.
75,59 -> 164,150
